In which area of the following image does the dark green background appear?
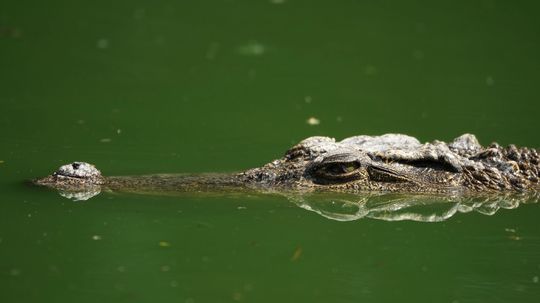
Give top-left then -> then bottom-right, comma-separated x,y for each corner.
1,1 -> 539,302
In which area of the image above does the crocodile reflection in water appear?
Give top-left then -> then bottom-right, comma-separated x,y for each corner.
32,133 -> 539,221
287,192 -> 538,222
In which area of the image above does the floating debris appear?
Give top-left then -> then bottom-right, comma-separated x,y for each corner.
92,235 -> 102,240
306,117 -> 320,126
237,206 -> 247,210
0,160 -> 4,164
270,0 -> 286,4
304,96 -> 312,104
100,138 -> 112,143
159,241 -> 171,247
237,41 -> 266,56
505,228 -> 521,240
533,276 -> 539,283
290,246 -> 303,261
508,235 -> 522,241
116,129 -> 122,135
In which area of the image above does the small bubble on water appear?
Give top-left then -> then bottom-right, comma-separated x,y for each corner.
533,276 -> 539,283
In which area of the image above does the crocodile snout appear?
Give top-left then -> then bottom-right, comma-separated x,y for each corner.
33,162 -> 105,189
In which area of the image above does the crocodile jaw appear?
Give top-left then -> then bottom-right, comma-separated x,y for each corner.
33,162 -> 105,192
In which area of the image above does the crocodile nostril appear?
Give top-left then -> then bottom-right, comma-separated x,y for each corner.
72,163 -> 81,170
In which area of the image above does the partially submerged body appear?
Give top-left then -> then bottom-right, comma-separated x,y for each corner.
32,133 -> 540,221
34,133 -> 539,196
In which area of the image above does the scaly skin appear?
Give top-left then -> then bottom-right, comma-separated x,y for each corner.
239,133 -> 539,193
33,133 -> 540,199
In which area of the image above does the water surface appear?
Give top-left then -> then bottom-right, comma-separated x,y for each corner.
1,0 -> 540,302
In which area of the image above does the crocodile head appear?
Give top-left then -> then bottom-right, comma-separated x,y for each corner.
239,134 -> 463,192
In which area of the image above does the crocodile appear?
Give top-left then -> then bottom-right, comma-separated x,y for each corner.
33,133 -> 540,201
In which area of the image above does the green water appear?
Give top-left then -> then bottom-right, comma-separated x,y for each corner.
1,0 -> 540,302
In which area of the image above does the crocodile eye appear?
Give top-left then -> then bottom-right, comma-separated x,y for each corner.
325,162 -> 359,174
312,161 -> 361,182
